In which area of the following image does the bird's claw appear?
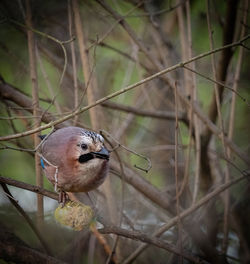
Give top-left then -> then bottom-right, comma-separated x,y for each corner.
58,191 -> 69,206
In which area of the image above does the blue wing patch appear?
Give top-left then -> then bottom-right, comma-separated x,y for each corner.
40,158 -> 45,169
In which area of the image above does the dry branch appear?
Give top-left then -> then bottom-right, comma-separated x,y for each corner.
72,0 -> 102,130
0,223 -> 65,264
102,101 -> 188,123
99,225 -> 204,263
1,183 -> 51,255
122,170 -> 249,263
0,79 -> 64,128
0,34 -> 249,142
0,175 -> 58,200
25,0 -> 43,222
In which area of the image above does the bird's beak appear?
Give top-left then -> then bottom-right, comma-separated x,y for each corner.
91,147 -> 110,160
78,147 -> 110,163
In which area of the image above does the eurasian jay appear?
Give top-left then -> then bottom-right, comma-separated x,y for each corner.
40,126 -> 109,202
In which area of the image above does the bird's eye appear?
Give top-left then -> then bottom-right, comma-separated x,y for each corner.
81,143 -> 88,150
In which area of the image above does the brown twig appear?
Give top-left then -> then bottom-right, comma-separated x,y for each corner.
122,170 -> 249,263
176,0 -> 189,96
206,0 -> 231,252
0,80 -> 65,129
0,223 -> 66,264
36,48 -> 62,114
0,183 -> 52,255
206,0 -> 239,126
101,135 -> 126,264
7,18 -> 74,86
176,85 -> 249,164
101,130 -> 152,173
227,0 -> 248,156
0,175 -> 58,200
72,0 -> 101,130
200,0 -> 239,194
25,0 -> 43,223
174,82 -> 183,263
95,0 -> 163,72
0,34 -> 249,142
87,2 -> 143,51
101,101 -> 188,123
68,0 -> 79,126
90,224 -> 117,264
185,0 -> 201,204
99,225 -> 205,263
226,0 -> 249,256
183,65 -> 249,106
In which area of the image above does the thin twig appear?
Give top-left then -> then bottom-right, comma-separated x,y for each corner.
0,175 -> 58,200
90,224 -> 117,264
0,34 -> 249,142
206,0 -> 230,252
174,82 -> 183,263
87,1 -> 143,51
36,48 -> 62,114
99,225 -> 204,263
0,183 -> 52,255
122,170 -> 249,263
68,0 -> 79,126
101,130 -> 152,173
101,136 -> 126,264
185,0 -> 201,204
126,0 -> 187,18
7,18 -> 74,86
25,0 -> 43,223
183,65 -> 249,107
102,101 -> 188,123
72,0 -> 101,130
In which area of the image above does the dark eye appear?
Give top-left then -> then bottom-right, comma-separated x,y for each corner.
81,143 -> 88,150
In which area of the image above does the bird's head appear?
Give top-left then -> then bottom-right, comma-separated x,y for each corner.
75,131 -> 109,164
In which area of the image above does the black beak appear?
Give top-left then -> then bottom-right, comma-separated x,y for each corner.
91,147 -> 110,160
78,147 -> 110,163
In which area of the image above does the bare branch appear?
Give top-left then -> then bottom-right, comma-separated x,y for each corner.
99,225 -> 204,263
1,183 -> 52,255
122,170 -> 249,263
0,34 -> 249,141
0,175 -> 58,200
102,101 -> 188,123
0,223 -> 66,264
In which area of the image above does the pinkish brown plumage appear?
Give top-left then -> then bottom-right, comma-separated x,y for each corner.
40,127 -> 109,193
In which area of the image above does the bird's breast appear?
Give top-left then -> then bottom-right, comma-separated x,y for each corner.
47,159 -> 109,192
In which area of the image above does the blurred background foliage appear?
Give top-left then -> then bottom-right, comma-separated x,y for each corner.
0,0 -> 249,263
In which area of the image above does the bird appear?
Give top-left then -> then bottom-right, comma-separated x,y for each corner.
39,126 -> 109,203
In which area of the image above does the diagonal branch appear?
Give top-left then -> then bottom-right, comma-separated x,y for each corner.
122,170 -> 249,263
0,79 -> 65,128
0,222 -> 66,264
1,183 -> 52,255
0,34 -> 249,142
101,101 -> 188,124
0,175 -> 58,200
99,225 -> 204,263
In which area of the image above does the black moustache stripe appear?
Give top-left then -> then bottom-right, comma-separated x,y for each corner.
78,153 -> 94,163
78,153 -> 109,163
